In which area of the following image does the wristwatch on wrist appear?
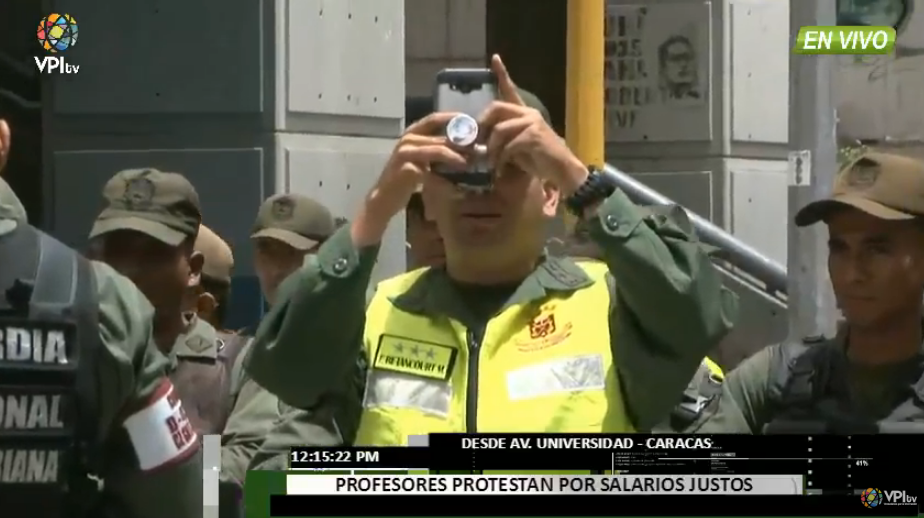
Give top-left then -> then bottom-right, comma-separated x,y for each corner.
564,166 -> 616,217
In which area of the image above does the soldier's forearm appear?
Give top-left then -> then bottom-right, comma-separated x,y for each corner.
246,226 -> 378,408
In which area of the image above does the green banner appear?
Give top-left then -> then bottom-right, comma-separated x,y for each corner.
244,470 -> 286,518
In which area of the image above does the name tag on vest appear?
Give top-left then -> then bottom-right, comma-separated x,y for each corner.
373,335 -> 457,381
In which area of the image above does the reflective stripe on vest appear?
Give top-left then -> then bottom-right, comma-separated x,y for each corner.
356,262 -> 633,447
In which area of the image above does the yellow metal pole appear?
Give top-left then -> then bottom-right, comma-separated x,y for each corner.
564,0 -> 605,234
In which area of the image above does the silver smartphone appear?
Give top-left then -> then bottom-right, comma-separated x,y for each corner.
433,68 -> 497,187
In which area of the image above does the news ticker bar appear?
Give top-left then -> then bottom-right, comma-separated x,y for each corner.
288,433 -> 917,472
286,474 -> 804,495
270,494 -> 918,517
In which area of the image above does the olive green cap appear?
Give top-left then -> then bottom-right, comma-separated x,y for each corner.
795,152 -> 924,226
196,224 -> 234,283
90,168 -> 201,246
251,193 -> 335,250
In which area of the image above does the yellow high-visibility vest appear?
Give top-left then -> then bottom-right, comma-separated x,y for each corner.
701,357 -> 724,381
356,261 -> 633,451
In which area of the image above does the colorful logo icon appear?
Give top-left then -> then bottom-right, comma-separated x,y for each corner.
37,13 -> 79,53
861,487 -> 883,508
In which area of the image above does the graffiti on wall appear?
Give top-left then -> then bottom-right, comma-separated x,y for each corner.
837,2 -> 924,141
605,7 -> 650,130
605,3 -> 711,143
657,34 -> 703,104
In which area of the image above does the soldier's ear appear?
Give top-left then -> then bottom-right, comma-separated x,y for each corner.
196,291 -> 217,316
542,179 -> 560,218
187,250 -> 204,287
0,119 -> 10,174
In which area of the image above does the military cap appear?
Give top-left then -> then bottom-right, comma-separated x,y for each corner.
795,152 -> 924,226
251,193 -> 335,250
90,168 -> 202,245
195,224 -> 234,283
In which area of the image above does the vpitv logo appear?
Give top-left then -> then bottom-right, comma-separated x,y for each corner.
883,490 -> 918,506
34,13 -> 80,75
862,487 -> 917,509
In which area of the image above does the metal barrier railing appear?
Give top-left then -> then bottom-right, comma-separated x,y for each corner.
602,163 -> 788,300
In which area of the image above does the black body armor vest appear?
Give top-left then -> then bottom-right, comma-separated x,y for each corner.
0,224 -> 101,516
763,337 -> 924,434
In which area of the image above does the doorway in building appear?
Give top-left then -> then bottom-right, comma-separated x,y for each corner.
486,0 -> 567,134
0,2 -> 44,227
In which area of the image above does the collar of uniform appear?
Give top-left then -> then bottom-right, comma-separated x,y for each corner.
172,313 -> 219,359
828,321 -> 924,357
390,256 -> 593,319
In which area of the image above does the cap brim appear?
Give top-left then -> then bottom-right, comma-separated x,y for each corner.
89,216 -> 186,246
794,196 -> 915,227
250,228 -> 319,250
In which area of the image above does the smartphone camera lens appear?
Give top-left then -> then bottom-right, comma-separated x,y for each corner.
446,114 -> 479,147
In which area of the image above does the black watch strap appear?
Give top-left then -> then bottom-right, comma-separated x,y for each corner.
565,166 -> 615,217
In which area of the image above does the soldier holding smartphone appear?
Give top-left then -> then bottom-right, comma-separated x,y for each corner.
244,55 -> 738,441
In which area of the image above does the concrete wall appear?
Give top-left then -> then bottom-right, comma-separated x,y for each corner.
605,0 -> 791,270
405,0 -> 486,97
409,0 -> 795,269
407,0 -> 792,266
837,0 -> 924,145
43,0 -> 408,329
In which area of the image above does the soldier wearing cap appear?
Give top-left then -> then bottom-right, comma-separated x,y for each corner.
87,170 -> 259,440
245,55 -> 735,443
88,168 -> 205,350
245,193 -> 362,470
189,224 -> 235,328
699,152 -> 924,434
251,193 -> 336,305
0,122 -> 201,518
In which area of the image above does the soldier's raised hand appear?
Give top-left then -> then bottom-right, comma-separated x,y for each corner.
478,55 -> 586,194
353,113 -> 467,246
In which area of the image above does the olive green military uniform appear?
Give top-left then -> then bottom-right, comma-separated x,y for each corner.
171,314 -> 281,484
1,176 -> 203,517
191,224 -> 284,484
88,172 -> 282,485
246,188 -> 739,432
698,152 -> 924,434
246,194 -> 361,471
558,218 -> 727,432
